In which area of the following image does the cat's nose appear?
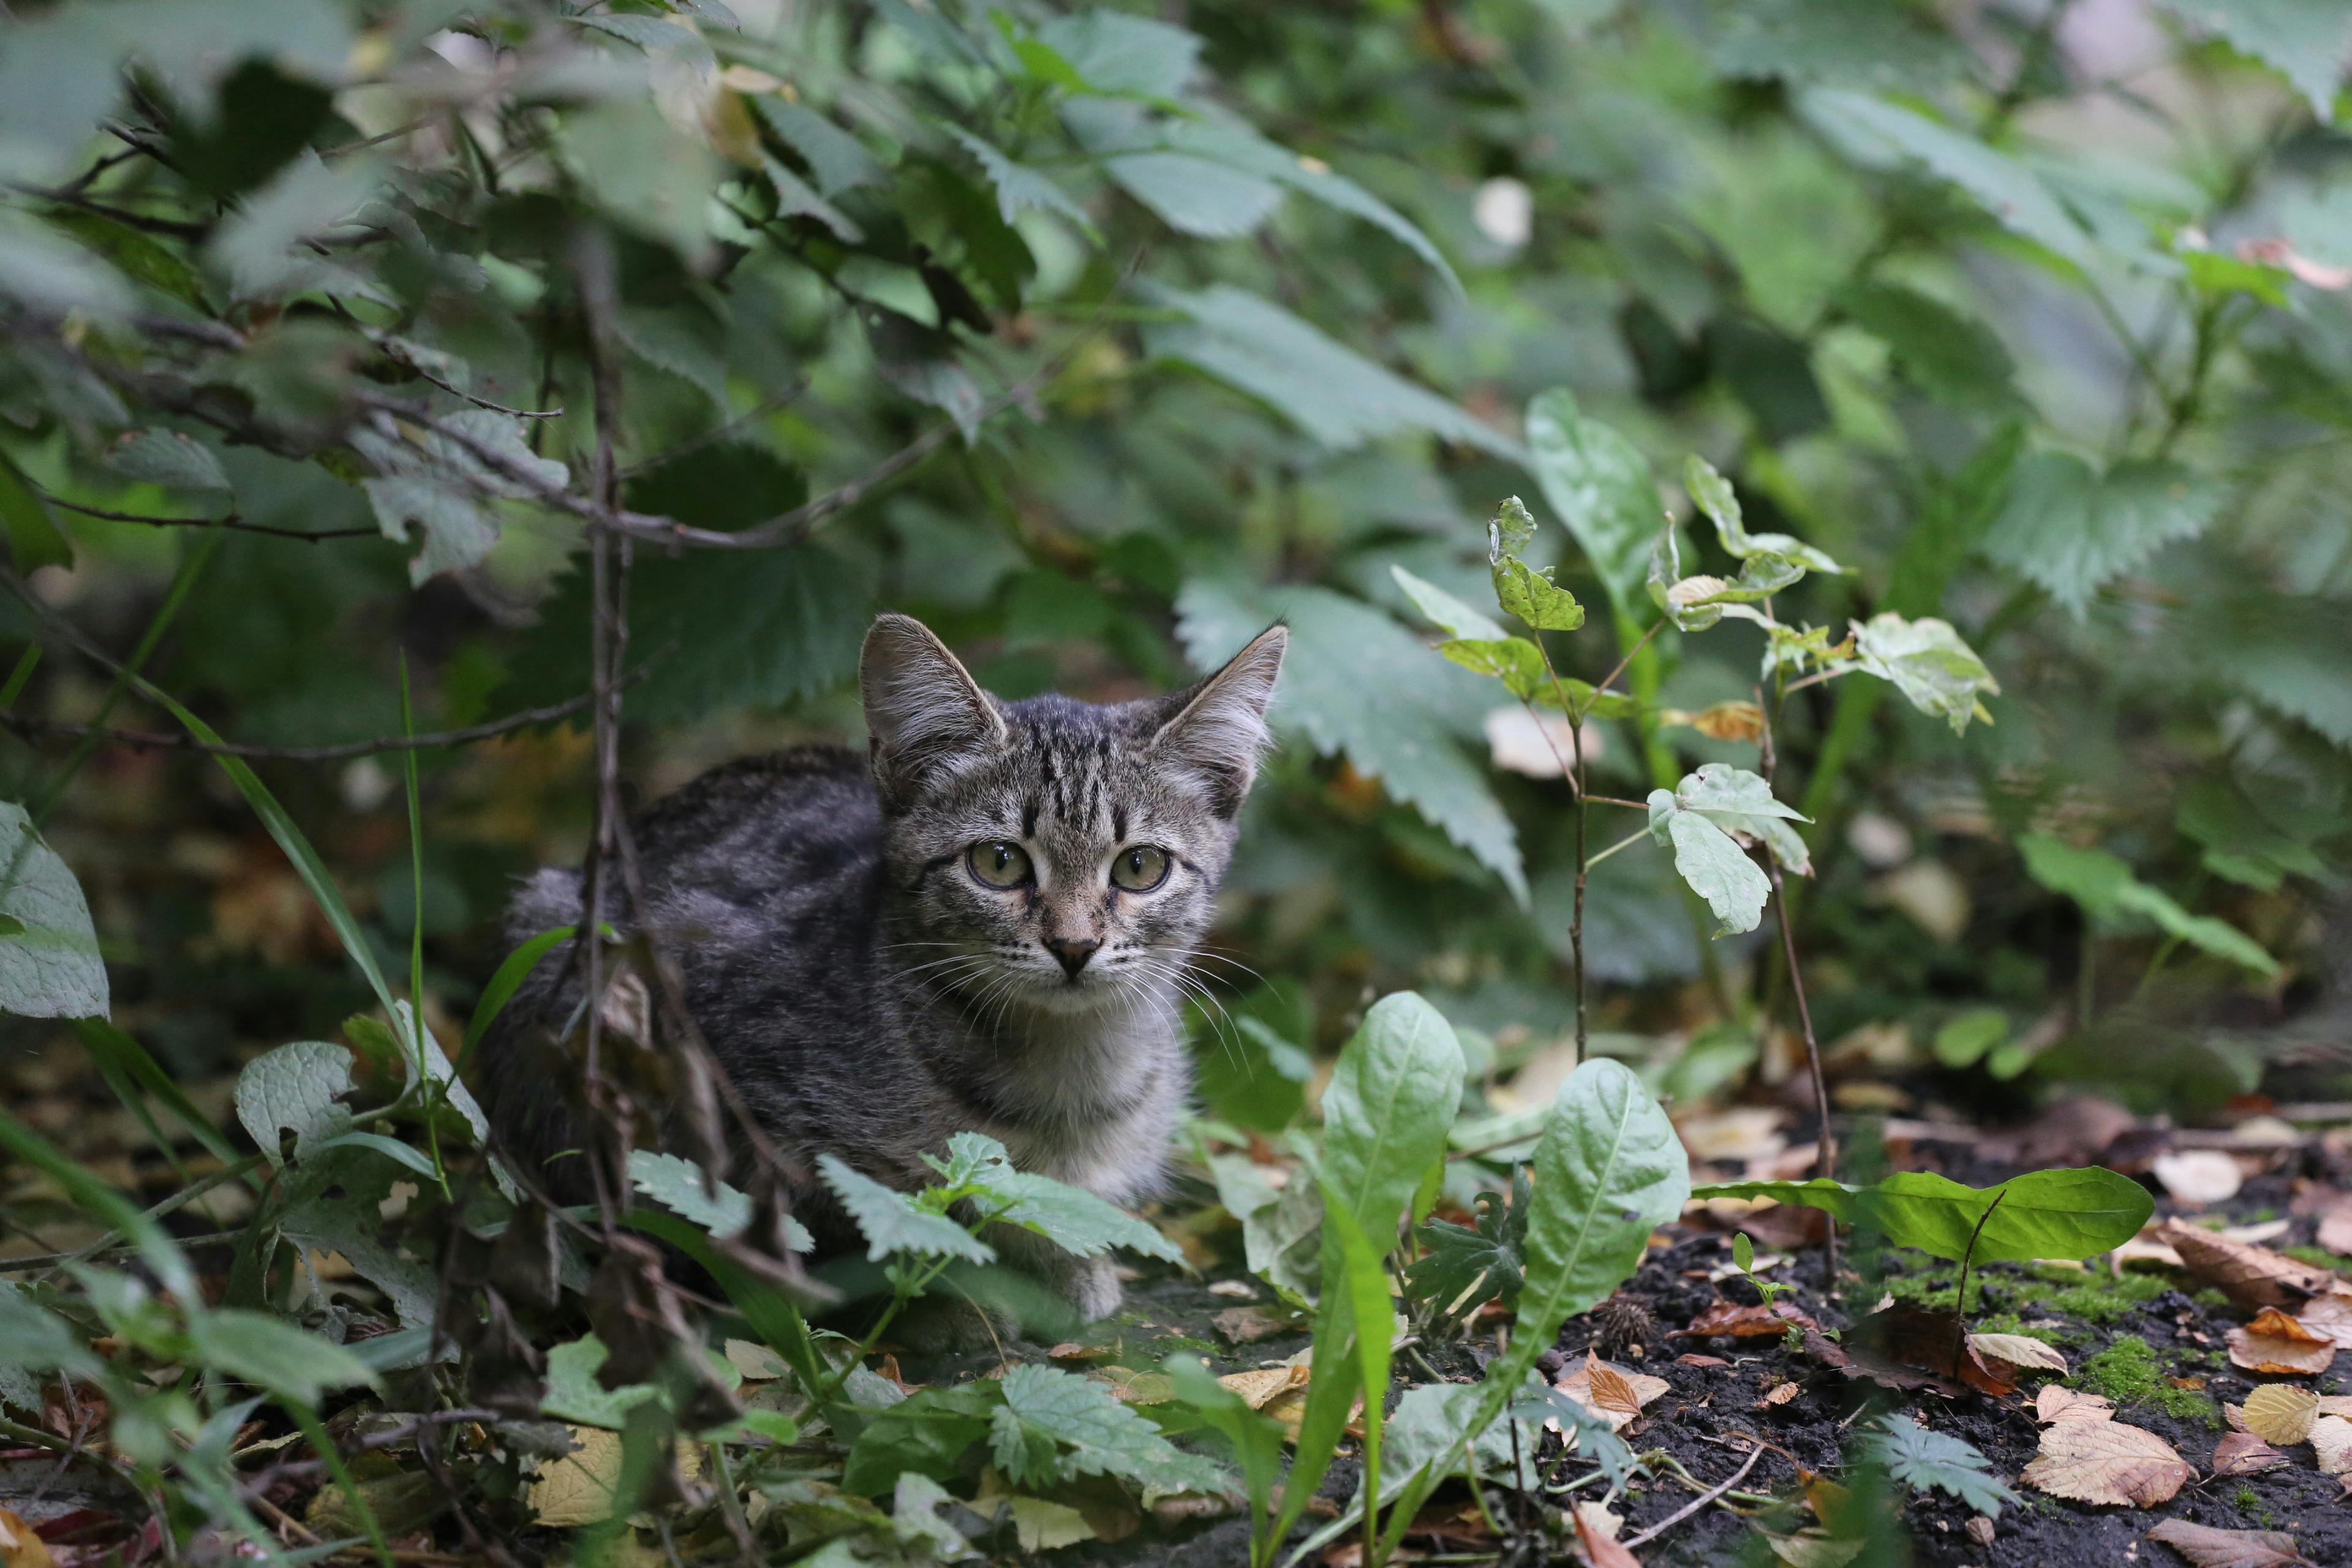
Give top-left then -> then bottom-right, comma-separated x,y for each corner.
1044,936 -> 1101,977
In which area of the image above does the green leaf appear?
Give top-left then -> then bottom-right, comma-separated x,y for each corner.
1646,764 -> 1805,932
1163,1356 -> 1282,1532
1933,1008 -> 2010,1069
1404,1168 -> 1530,1320
818,1155 -> 995,1264
1803,91 -> 2096,268
1676,763 -> 1812,875
350,410 -> 567,586
541,1335 -> 664,1430
1682,456 -> 1844,574
1979,452 -> 2222,615
1380,1060 -> 1686,1558
989,1364 -> 1227,1494
462,926 -> 573,1060
1711,0 -> 1972,93
234,1039 -> 355,1168
1850,612 -> 2001,735
926,1133 -> 1180,1262
1391,564 -> 1508,641
1525,390 -> 1659,627
2155,0 -> 2352,119
1437,636 -> 1548,700
1033,10 -> 1204,97
753,99 -> 886,197
1838,280 -> 2019,409
0,450 -> 72,572
1177,579 -> 1525,900
1868,1414 -> 2016,1516
842,1382 -> 1000,1494
1492,557 -> 1585,632
1689,1166 -> 2155,1263
187,1308 -> 380,1403
1318,992 -> 1467,1259
103,428 -> 230,493
1108,152 -> 1283,238
1205,1152 -> 1320,1306
628,1150 -> 814,1251
0,801 -> 108,1018
945,126 -> 1098,235
1147,286 -> 1521,459
2018,833 -> 2278,976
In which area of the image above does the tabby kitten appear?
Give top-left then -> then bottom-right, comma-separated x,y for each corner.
478,613 -> 1286,1319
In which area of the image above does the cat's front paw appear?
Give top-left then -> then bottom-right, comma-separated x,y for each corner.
1061,1254 -> 1122,1322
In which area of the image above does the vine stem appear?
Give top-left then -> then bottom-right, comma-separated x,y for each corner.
1757,687 -> 1837,1284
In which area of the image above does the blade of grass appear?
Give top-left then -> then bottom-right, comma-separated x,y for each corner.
71,1019 -> 257,1179
0,1104 -> 193,1298
285,1398 -> 395,1568
396,658 -> 446,1194
459,925 -> 577,1068
1321,1188 -> 1394,1568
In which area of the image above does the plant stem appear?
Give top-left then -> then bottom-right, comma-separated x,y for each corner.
1757,693 -> 1837,1283
1948,1188 -> 2007,1375
288,1398 -> 396,1568
1585,824 -> 1649,871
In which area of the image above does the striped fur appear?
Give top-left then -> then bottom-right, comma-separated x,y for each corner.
477,616 -> 1284,1319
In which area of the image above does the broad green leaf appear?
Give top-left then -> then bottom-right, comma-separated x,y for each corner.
1683,455 -> 1844,574
462,926 -> 575,1060
1163,1356 -> 1282,1537
1205,1152 -> 1319,1306
2155,0 -> 2352,119
1109,152 -> 1283,238
1803,91 -> 2096,269
1711,0 -> 1972,94
818,1155 -> 995,1264
1932,1008 -> 2009,1069
1980,451 -> 2222,615
103,428 -> 230,493
1391,564 -> 1507,641
1838,279 -> 2019,409
1034,9 -> 1203,96
1147,287 -> 1522,459
1380,1061 -> 1686,1558
0,449 -> 72,571
946,126 -> 1098,235
1403,1168 -> 1529,1320
235,1039 -> 355,1168
541,1335 -> 664,1430
989,1364 -> 1226,1494
630,1149 -> 820,1252
0,802 -> 108,1018
842,1382 -> 999,1495
925,1132 -> 1180,1261
1492,557 -> 1585,631
1674,763 -> 1812,875
1689,1166 -> 2155,1263
1317,992 -> 1467,1256
1438,636 -> 1548,699
187,1308 -> 380,1403
1849,612 -> 2000,735
2018,833 -> 2278,976
1525,390 -> 1659,626
754,99 -> 886,197
1178,579 -> 1525,900
1646,764 -> 1804,932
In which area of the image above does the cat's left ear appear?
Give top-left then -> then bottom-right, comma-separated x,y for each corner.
1152,625 -> 1286,816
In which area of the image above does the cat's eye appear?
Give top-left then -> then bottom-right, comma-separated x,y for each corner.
1110,845 -> 1170,892
967,840 -> 1033,889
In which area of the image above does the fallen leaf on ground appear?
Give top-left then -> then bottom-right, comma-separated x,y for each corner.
1966,1516 -> 1997,1548
1765,1529 -> 1863,1568
2295,1294 -> 2352,1350
2228,1309 -> 2335,1376
1756,1381 -> 1801,1409
722,1339 -> 783,1380
1217,1365 -> 1309,1411
1572,1502 -> 1622,1540
2146,1518 -> 2312,1568
2114,1234 -> 2186,1271
1573,1504 -> 1640,1567
2318,1204 -> 2352,1257
1205,1279 -> 1257,1298
526,1426 -> 703,1528
1844,1302 -> 2013,1396
0,1509 -> 57,1568
1675,1298 -> 1817,1338
2152,1150 -> 2244,1207
2311,1415 -> 2352,1476
2212,1431 -> 2290,1475
1555,1351 -> 1668,1431
2037,1386 -> 2117,1424
1675,1354 -> 1729,1368
2020,1415 -> 2193,1506
2160,1219 -> 2340,1311
2240,1384 -> 2319,1445
2318,1395 -> 2352,1417
1968,1332 -> 2068,1378
1213,1305 -> 1295,1344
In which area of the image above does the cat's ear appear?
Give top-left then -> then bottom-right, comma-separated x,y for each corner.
861,614 -> 1006,807
1152,624 -> 1286,816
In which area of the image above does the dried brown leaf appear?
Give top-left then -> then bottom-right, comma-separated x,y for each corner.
1574,1504 -> 1642,1567
2312,1415 -> 2352,1476
2317,1203 -> 2352,1257
1675,1298 -> 1817,1338
2020,1415 -> 2193,1507
2228,1308 -> 2336,1376
2211,1432 -> 2290,1476
1217,1365 -> 1308,1411
1755,1381 -> 1801,1409
2037,1386 -> 2117,1424
0,1509 -> 57,1568
1967,1332 -> 2069,1378
2294,1293 -> 2352,1351
1845,1302 -> 2013,1396
1213,1305 -> 1295,1344
2159,1219 -> 2340,1311
2241,1384 -> 2318,1445
1554,1352 -> 1668,1432
2145,1518 -> 2312,1568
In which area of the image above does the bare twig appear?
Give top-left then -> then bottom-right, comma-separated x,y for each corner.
35,489 -> 378,542
1621,1442 -> 1762,1548
1757,691 -> 1838,1283
0,682 -> 626,761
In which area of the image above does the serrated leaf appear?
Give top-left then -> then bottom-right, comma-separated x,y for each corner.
1147,286 -> 1520,459
989,1364 -> 1227,1494
1675,763 -> 1812,875
0,803 -> 108,1019
1177,579 -> 1525,900
1980,452 -> 2222,614
2155,0 -> 2352,119
1392,564 -> 1508,642
1839,279 -> 2019,408
1492,557 -> 1585,631
1109,151 -> 1283,238
234,1039 -> 355,1167
2021,1412 -> 2192,1507
1646,767 -> 1802,932
2019,834 -> 2278,976
946,126 -> 1096,235
819,1155 -> 995,1264
754,99 -> 885,197
103,428 -> 228,492
1850,612 -> 2000,735
926,1131 -> 1180,1261
1868,1413 -> 2016,1516
1438,636 -> 1549,699
1035,9 -> 1203,96
1525,390 -> 1658,627
1404,1169 -> 1530,1319
628,1150 -> 816,1251
842,1382 -> 1000,1495
540,1335 -> 663,1430
1710,0 -> 1973,92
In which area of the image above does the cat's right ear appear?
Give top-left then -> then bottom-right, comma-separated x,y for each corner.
860,614 -> 1006,809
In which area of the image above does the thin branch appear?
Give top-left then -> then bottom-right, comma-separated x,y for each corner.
1621,1443 -> 1762,1549
0,682 -> 623,761
1758,688 -> 1837,1283
36,489 -> 377,543
1591,615 -> 1667,700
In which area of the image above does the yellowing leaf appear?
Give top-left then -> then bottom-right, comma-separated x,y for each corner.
524,1427 -> 701,1528
1216,1365 -> 1308,1411
2311,1415 -> 2352,1476
2020,1415 -> 2192,1507
0,1508 -> 58,1568
2239,1384 -> 2318,1446
2228,1310 -> 2335,1377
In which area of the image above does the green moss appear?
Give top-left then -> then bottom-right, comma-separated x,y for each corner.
2035,1269 -> 2171,1325
2193,1287 -> 2231,1311
2234,1485 -> 2260,1513
2285,1245 -> 2352,1273
1969,1313 -> 2065,1346
2079,1339 -> 2220,1428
